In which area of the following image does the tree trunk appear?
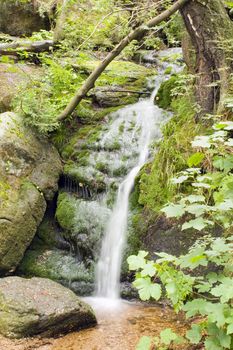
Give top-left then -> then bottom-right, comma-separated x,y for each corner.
180,0 -> 233,115
57,0 -> 190,122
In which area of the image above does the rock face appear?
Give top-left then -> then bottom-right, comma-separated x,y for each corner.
0,112 -> 62,274
0,0 -> 51,36
0,276 -> 96,338
0,63 -> 43,113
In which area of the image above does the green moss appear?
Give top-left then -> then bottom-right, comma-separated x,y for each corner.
155,74 -> 179,109
19,248 -> 93,283
56,192 -> 76,231
139,92 -> 201,212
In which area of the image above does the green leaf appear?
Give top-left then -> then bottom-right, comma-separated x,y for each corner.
227,323 -> 233,335
133,278 -> 161,301
182,217 -> 213,231
214,121 -> 233,130
187,152 -> 205,167
185,204 -> 209,216
171,175 -> 189,184
184,194 -> 205,203
186,324 -> 202,344
215,199 -> 233,211
136,336 -> 152,350
160,328 -> 178,345
213,155 -> 233,172
225,138 -> 233,146
149,283 -> 162,300
182,299 -> 208,318
205,303 -> 226,328
141,262 -> 157,277
204,337 -> 223,350
127,253 -> 146,271
192,136 -> 211,148
161,203 -> 185,218
179,248 -> 207,269
211,278 -> 233,303
192,182 -> 211,189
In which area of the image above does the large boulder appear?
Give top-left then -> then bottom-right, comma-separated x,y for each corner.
0,112 -> 62,274
0,63 -> 43,113
0,276 -> 96,338
0,0 -> 53,36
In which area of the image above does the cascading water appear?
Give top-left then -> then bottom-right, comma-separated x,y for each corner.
96,48 -> 183,300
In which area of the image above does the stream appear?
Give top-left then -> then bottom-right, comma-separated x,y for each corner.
0,48 -> 186,350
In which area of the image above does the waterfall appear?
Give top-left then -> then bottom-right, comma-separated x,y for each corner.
96,48 -> 183,299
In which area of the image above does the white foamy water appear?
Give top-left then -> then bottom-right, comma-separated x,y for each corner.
95,48 -> 183,300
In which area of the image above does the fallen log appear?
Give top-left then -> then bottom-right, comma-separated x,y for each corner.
0,40 -> 54,56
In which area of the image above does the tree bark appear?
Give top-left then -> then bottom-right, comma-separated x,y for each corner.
57,0 -> 190,122
180,0 -> 233,115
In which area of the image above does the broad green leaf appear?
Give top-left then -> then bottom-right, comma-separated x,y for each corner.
160,328 -> 178,345
225,138 -> 233,146
205,303 -> 226,328
192,136 -> 211,148
161,203 -> 185,218
136,336 -> 152,350
141,262 -> 157,277
133,278 -> 161,301
227,323 -> 233,335
196,281 -> 212,293
179,248 -> 207,269
213,155 -> 233,172
204,337 -> 224,350
187,152 -> 205,167
182,217 -> 213,231
155,252 -> 177,263
211,278 -> 233,303
215,199 -> 233,211
184,194 -> 205,203
127,253 -> 146,271
171,175 -> 189,184
192,182 -> 211,189
211,238 -> 231,253
182,299 -> 208,318
185,204 -> 209,216
149,283 -> 162,300
186,324 -> 202,344
213,121 -> 233,130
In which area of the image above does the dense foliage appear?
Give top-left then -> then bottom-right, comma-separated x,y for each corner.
128,119 -> 233,349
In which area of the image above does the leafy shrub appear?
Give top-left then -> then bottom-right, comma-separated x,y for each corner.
129,120 -> 233,350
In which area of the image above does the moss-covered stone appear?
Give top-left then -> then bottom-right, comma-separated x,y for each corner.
0,112 -> 62,274
56,192 -> 77,232
0,276 -> 96,338
0,0 -> 52,36
155,74 -> 179,109
0,63 -> 44,113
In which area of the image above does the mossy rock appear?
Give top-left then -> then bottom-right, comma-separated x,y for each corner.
0,276 -> 96,338
0,63 -> 44,113
155,74 -> 179,109
0,112 -> 62,274
0,0 -> 52,36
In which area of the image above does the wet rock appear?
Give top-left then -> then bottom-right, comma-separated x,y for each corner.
0,0 -> 52,36
91,86 -> 139,108
0,276 -> 96,338
0,112 -> 62,274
